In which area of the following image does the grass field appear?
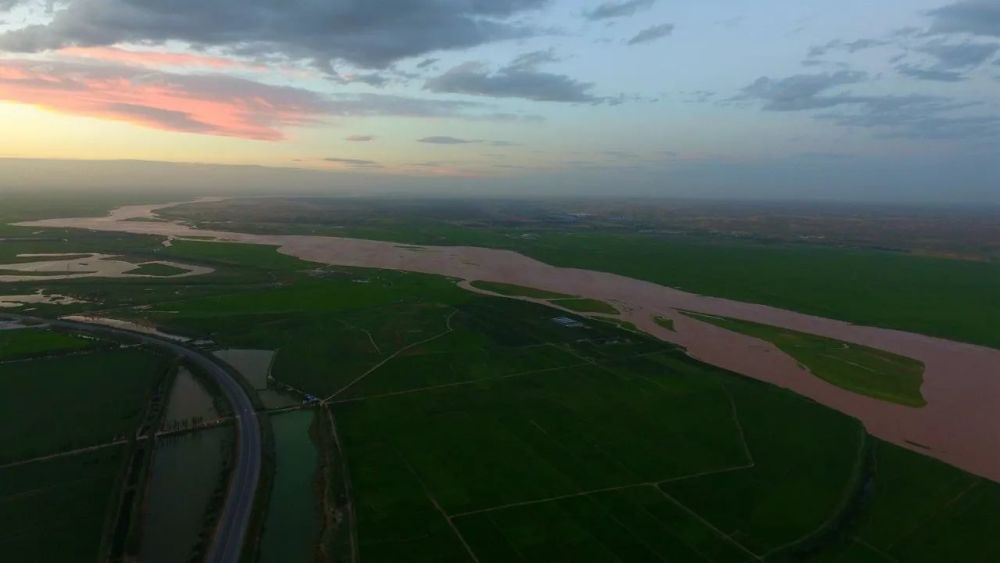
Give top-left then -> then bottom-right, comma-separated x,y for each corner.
454,485 -> 753,563
661,374 -> 867,558
0,446 -> 125,562
0,328 -> 95,360
470,280 -> 572,300
162,239 -> 317,271
685,313 -> 926,407
654,316 -> 675,331
551,297 -> 618,315
813,440 -> 1000,563
0,349 -> 169,463
123,262 -> 191,277
323,299 -> 885,562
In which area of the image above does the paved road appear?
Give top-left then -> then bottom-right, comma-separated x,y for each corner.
4,314 -> 261,563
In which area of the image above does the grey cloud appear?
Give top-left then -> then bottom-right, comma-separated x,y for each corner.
603,150 -> 639,159
426,60 -> 601,103
808,38 -> 889,58
0,57 -> 516,139
897,64 -> 964,81
324,93 -> 485,118
345,135 -> 374,142
684,90 -> 716,103
626,23 -> 674,45
418,136 -> 477,144
741,71 -> 1000,140
324,157 -> 379,167
585,0 -> 655,20
928,1 -> 1000,37
416,58 -> 439,69
485,112 -> 546,122
0,0 -> 549,69
740,71 -> 867,111
819,98 -> 1000,140
895,41 -> 998,82
417,136 -> 515,145
104,102 -> 215,133
920,40 -> 999,67
507,49 -> 562,70
338,72 -> 391,87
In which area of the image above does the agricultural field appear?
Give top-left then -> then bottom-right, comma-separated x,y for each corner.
2,197 -> 998,562
470,280 -> 572,300
815,440 -> 1000,563
123,262 -> 192,277
161,239 -> 318,272
685,313 -> 926,406
552,297 -> 618,314
0,348 -> 169,463
0,327 -> 96,360
84,263 -> 997,562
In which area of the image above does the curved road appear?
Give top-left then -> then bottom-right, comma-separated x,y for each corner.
5,314 -> 261,563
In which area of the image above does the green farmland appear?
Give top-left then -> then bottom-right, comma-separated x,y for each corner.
0,327 -> 95,360
123,262 -> 191,277
0,348 -> 169,463
685,313 -> 927,407
0,447 -> 126,562
2,203 -> 998,562
551,297 -> 618,314
470,280 -> 573,300
90,263 -> 1000,562
161,239 -> 318,271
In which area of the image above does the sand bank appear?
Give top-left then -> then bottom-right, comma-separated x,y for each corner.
0,253 -> 213,282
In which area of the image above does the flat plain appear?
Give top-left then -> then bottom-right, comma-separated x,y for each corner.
2,195 -> 999,562
0,348 -> 168,463
0,447 -> 126,562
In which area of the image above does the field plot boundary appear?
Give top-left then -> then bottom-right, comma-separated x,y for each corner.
395,446 -> 482,563
655,488 -> 764,562
761,425 -> 869,559
448,482 -> 763,562
323,310 -> 457,401
0,439 -> 129,470
331,360 -> 592,404
436,371 -> 761,561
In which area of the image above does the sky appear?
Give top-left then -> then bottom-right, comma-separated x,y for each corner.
0,0 -> 998,202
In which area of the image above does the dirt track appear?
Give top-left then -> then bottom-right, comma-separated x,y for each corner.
18,202 -> 1000,482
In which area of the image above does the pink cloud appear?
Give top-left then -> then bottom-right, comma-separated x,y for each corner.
58,46 -> 262,70
0,59 -> 331,140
